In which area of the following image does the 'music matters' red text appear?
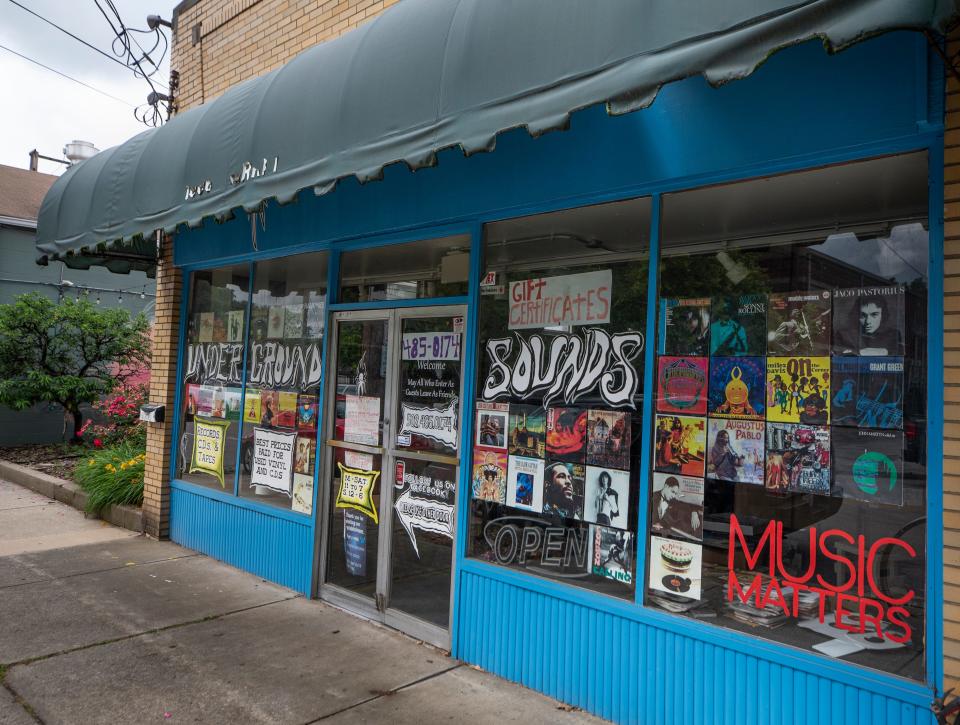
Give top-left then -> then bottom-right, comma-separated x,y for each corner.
727,515 -> 915,643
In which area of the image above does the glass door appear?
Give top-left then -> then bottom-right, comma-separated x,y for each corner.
319,307 -> 465,648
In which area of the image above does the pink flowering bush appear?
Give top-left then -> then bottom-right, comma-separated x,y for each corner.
77,381 -> 149,448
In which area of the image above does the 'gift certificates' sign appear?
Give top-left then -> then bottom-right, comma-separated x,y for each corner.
509,270 -> 612,330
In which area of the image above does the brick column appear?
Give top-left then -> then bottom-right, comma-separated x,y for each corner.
945,31 -> 960,693
143,236 -> 182,539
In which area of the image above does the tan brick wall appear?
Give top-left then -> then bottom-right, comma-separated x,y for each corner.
142,236 -> 181,539
946,32 -> 960,693
172,0 -> 400,112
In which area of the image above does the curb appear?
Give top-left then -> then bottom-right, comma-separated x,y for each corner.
0,460 -> 144,533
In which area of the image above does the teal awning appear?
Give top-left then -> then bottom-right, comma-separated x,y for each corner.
36,0 -> 958,259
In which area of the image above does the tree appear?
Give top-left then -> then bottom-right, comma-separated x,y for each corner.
0,293 -> 150,442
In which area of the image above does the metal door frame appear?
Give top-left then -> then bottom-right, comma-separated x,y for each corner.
316,305 -> 467,649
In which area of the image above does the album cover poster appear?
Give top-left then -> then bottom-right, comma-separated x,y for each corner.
223,388 -> 242,420
657,357 -> 708,416
472,448 -> 507,503
284,304 -> 303,339
276,391 -> 298,428
650,473 -> 703,542
476,401 -> 509,450
250,306 -> 269,342
707,356 -> 765,420
209,389 -> 226,418
227,310 -> 245,342
212,314 -> 227,343
856,357 -> 904,430
506,455 -> 544,511
830,357 -> 860,427
586,409 -> 631,470
590,526 -> 635,585
648,535 -> 702,600
582,466 -> 631,529
198,311 -> 214,342
765,357 -> 830,424
706,418 -> 764,485
196,386 -> 214,416
243,389 -> 261,424
767,290 -> 832,356
765,423 -> 831,495
305,301 -> 325,338
545,407 -> 587,463
297,394 -> 318,430
832,286 -> 905,357
654,414 -> 706,477
508,404 -> 546,458
710,294 -> 767,356
267,305 -> 285,339
292,473 -> 314,515
185,384 -> 199,417
258,390 -> 279,426
658,297 -> 711,356
832,428 -> 904,505
293,435 -> 314,475
542,461 -> 586,519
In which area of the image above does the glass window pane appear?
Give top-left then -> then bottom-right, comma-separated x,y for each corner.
644,152 -> 928,682
237,252 -> 328,511
339,235 -> 470,302
177,264 -> 250,492
467,197 -> 652,599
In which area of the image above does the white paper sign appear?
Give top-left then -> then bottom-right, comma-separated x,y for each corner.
401,332 -> 461,361
394,488 -> 455,557
343,395 -> 380,445
251,427 -> 296,495
399,397 -> 459,449
508,270 -> 612,330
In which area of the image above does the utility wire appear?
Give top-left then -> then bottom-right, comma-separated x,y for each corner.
4,0 -> 167,89
0,42 -> 134,107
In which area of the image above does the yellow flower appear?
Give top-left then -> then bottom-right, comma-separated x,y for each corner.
88,459 -> 95,466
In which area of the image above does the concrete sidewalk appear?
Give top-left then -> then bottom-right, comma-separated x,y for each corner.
0,479 -> 603,724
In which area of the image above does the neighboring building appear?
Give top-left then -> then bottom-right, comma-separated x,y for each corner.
0,163 -> 155,444
31,2 -> 960,722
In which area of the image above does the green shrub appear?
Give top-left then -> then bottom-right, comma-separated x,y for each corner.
73,441 -> 145,514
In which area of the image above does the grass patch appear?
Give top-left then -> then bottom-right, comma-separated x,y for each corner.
73,441 -> 145,514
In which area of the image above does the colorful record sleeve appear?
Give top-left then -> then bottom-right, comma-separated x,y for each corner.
653,414 -> 706,478
658,297 -> 711,356
590,526 -> 634,585
765,357 -> 830,424
830,357 -> 860,427
648,535 -> 702,600
583,466 -> 631,530
856,357 -> 904,430
545,407 -> 587,463
506,455 -> 544,511
832,285 -> 905,357
472,448 -> 507,503
650,473 -> 703,542
657,356 -> 708,415
767,290 -> 832,356
507,404 -> 546,458
585,409 -> 631,470
765,423 -> 831,495
476,401 -> 509,450
709,294 -> 767,356
542,460 -> 586,519
706,418 -> 764,485
707,356 -> 765,420
832,427 -> 904,505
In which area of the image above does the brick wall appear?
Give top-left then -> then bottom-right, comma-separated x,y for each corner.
946,34 -> 960,690
142,236 -> 181,539
172,0 -> 400,112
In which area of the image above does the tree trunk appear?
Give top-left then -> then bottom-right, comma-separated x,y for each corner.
70,409 -> 84,444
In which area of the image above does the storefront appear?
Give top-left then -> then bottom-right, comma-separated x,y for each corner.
35,3 -> 955,722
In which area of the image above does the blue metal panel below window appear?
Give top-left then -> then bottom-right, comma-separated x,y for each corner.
170,484 -> 313,594
456,569 -> 933,725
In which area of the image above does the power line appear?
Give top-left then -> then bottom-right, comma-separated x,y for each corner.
0,42 -> 134,107
4,0 -> 167,89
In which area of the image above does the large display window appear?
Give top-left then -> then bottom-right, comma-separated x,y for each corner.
643,153 -> 929,681
467,197 -> 651,599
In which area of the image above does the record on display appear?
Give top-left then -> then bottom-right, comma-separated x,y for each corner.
706,418 -> 764,485
707,356 -> 765,420
585,409 -> 631,470
832,428 -> 904,505
506,455 -> 545,511
832,286 -> 905,357
765,422 -> 831,495
648,535 -> 702,601
765,357 -> 830,424
542,461 -> 586,519
650,473 -> 703,542
654,414 -> 706,477
545,407 -> 588,463
830,357 -> 860,427
856,357 -> 904,430
507,404 -> 546,458
710,294 -> 767,356
658,297 -> 711,356
590,526 -> 634,585
472,448 -> 507,504
583,466 -> 631,529
767,291 -> 832,356
657,357 -> 708,415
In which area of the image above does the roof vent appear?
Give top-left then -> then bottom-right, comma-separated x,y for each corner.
63,140 -> 99,165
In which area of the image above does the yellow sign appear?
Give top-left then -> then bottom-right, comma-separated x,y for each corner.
336,463 -> 380,523
190,417 -> 230,487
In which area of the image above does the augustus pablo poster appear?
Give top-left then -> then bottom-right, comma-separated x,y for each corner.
705,418 -> 764,485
